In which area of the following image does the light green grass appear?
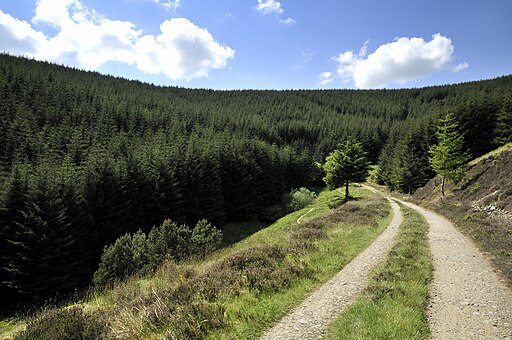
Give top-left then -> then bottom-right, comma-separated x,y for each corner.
324,204 -> 433,340
205,186 -> 356,263
0,318 -> 25,339
207,189 -> 392,339
469,142 -> 512,165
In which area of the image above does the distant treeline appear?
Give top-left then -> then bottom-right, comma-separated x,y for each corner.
0,54 -> 511,307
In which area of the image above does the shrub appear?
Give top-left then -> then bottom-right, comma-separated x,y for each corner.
191,219 -> 223,259
93,219 -> 223,287
165,301 -> 226,340
147,219 -> 192,265
286,187 -> 317,212
15,306 -> 106,340
93,233 -> 138,287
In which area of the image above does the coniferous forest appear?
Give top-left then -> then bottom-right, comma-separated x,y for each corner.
1,54 -> 511,309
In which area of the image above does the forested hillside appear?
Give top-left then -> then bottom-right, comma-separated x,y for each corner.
0,54 -> 511,308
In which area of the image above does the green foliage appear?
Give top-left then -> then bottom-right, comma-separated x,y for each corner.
93,234 -> 139,287
147,220 -> 192,264
93,219 -> 223,287
286,187 -> 317,212
494,91 -> 512,146
323,140 -> 369,199
191,219 -> 223,259
378,120 -> 434,193
429,111 -> 471,195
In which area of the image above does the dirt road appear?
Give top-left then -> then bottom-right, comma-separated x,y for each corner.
260,198 -> 402,340
397,200 -> 512,339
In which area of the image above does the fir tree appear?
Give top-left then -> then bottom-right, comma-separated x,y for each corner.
323,140 -> 369,200
494,92 -> 512,146
429,111 -> 470,196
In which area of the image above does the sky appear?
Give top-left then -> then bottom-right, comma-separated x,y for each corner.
0,0 -> 511,90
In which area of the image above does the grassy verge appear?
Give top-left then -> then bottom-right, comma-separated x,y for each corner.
4,186 -> 393,340
209,193 -> 392,339
324,204 -> 433,340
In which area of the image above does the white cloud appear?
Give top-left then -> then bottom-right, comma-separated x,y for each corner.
0,0 -> 234,80
294,48 -> 313,70
255,0 -> 283,15
332,34 -> 458,88
0,10 -> 47,55
452,62 -> 469,73
150,0 -> 180,11
280,17 -> 296,25
319,71 -> 334,85
358,40 -> 369,57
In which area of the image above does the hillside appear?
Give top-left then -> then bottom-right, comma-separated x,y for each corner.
413,143 -> 512,284
1,53 -> 511,308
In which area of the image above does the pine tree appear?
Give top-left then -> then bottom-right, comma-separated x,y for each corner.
494,92 -> 512,146
323,140 -> 370,200
429,111 -> 470,196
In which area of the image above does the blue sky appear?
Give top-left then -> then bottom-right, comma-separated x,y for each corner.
0,0 -> 511,90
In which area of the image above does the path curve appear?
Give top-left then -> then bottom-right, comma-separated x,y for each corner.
395,199 -> 512,339
297,208 -> 315,224
260,198 -> 403,340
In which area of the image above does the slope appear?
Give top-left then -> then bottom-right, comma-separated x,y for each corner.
413,142 -> 512,284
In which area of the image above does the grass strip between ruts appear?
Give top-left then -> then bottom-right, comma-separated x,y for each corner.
324,203 -> 433,340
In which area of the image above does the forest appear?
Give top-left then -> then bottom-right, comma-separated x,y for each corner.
0,53 -> 511,309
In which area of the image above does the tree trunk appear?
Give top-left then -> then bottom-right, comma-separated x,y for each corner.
441,176 -> 445,196
345,180 -> 349,201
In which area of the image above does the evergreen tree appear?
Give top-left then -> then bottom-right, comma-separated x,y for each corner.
494,92 -> 512,146
323,140 -> 370,200
429,111 -> 470,196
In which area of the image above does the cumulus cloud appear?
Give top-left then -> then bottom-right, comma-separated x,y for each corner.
0,0 -> 234,80
255,0 -> 284,15
280,17 -> 296,26
254,0 -> 296,25
330,34 -> 461,88
318,71 -> 334,85
452,62 -> 469,73
0,10 -> 47,55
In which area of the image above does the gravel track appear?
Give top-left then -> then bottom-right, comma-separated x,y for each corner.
260,198 -> 402,340
397,200 -> 512,340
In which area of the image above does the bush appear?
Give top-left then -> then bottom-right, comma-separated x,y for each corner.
15,306 -> 106,340
93,219 -> 223,287
286,187 -> 317,212
93,233 -> 138,287
147,219 -> 192,265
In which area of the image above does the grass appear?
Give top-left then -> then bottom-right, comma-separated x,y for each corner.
0,319 -> 25,339
468,141 -> 512,166
324,204 -> 433,340
2,185 -> 392,340
209,194 -> 392,339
